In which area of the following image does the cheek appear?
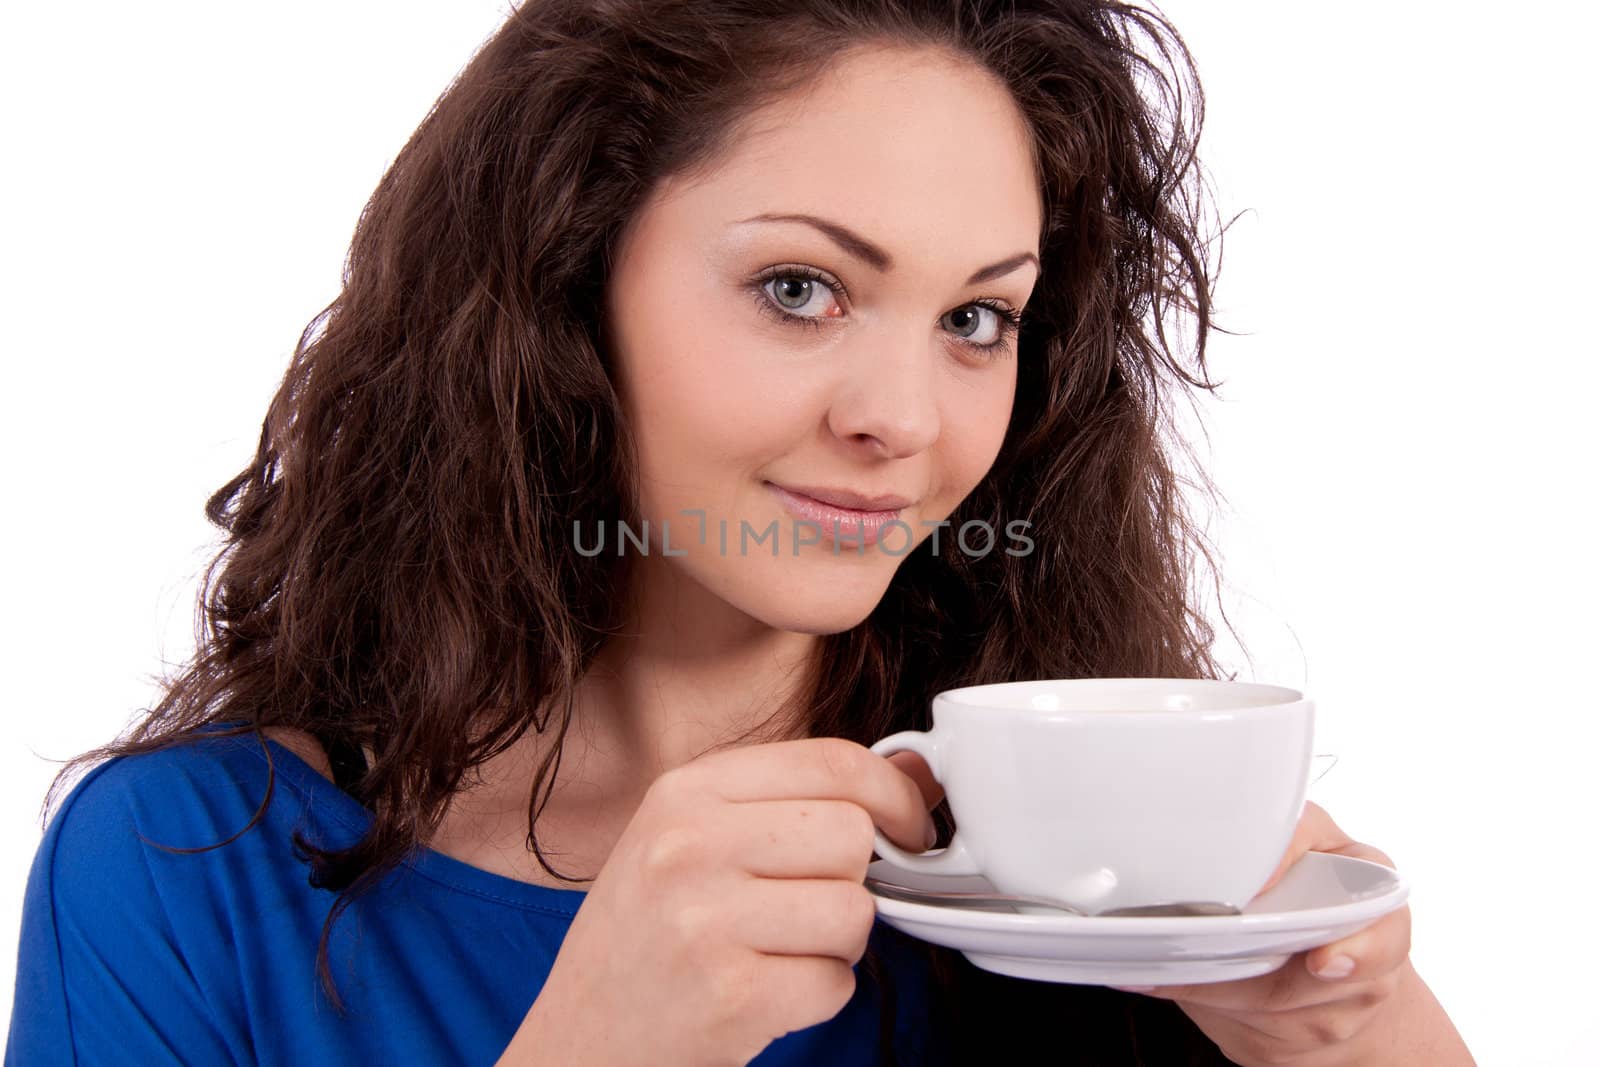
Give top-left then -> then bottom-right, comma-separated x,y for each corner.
627,342 -> 819,501
944,371 -> 1017,491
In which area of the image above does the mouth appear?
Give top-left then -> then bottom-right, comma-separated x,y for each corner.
764,481 -> 912,548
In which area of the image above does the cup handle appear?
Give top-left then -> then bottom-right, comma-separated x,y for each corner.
869,729 -> 980,877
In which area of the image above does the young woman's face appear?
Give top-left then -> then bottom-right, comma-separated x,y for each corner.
605,45 -> 1042,635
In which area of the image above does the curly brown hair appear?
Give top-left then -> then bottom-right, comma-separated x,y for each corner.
40,1 -> 1248,1061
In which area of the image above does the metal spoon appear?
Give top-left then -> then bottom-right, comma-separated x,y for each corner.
864,875 -> 1241,917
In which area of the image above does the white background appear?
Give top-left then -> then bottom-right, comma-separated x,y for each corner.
3,2 -> 1595,1062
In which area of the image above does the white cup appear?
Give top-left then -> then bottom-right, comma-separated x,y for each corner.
869,678 -> 1315,914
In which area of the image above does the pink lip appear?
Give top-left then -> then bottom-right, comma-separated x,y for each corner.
770,482 -> 915,510
765,482 -> 910,547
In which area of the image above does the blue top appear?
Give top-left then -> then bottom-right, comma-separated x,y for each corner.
6,727 -> 944,1065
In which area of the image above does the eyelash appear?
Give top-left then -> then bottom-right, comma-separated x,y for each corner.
748,264 -> 1024,358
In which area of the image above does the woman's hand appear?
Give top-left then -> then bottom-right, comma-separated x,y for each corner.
1111,801 -> 1472,1066
507,738 -> 933,1067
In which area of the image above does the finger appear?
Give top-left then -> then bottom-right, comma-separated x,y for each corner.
673,737 -> 931,856
1325,840 -> 1396,869
1250,823 -> 1315,901
1251,801 -> 1356,900
1253,836 -> 1401,976
1304,904 -> 1411,983
1114,905 -> 1413,1009
731,878 -> 879,962
884,750 -> 944,811
719,799 -> 884,878
1114,960 -> 1365,1012
754,953 -> 859,1035
1111,961 -> 1307,1010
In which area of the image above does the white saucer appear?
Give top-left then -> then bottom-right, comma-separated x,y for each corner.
867,851 -> 1409,986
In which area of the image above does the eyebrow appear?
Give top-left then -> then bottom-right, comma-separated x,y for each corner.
735,212 -> 1039,286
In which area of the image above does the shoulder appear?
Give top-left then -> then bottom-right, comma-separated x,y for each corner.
24,726 -> 345,962
41,729 -> 305,870
10,732 -> 282,1061
36,724 -> 355,894
21,725 -> 360,956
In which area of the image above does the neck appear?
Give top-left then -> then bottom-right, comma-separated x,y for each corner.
441,553 -> 822,827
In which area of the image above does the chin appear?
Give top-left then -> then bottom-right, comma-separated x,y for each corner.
731,565 -> 892,635
756,601 -> 880,636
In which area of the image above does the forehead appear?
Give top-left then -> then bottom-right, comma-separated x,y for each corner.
652,46 -> 1043,253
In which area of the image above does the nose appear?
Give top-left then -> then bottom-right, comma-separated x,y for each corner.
826,337 -> 942,459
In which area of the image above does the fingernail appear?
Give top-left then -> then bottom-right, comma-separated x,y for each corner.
923,820 -> 938,849
1313,954 -> 1355,979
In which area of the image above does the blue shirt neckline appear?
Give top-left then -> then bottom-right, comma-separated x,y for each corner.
232,730 -> 591,917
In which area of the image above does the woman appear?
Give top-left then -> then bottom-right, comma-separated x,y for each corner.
7,1 -> 1473,1064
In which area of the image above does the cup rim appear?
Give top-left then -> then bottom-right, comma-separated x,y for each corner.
932,677 -> 1307,716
